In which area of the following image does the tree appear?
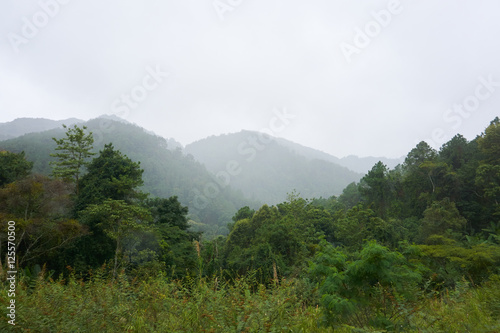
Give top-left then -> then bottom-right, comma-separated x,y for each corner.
76,143 -> 145,212
419,198 -> 467,243
147,196 -> 190,230
145,196 -> 198,276
0,174 -> 74,221
359,161 -> 391,217
476,117 -> 500,218
439,134 -> 469,170
477,117 -> 500,165
402,142 -> 439,217
338,182 -> 361,210
334,205 -> 390,250
231,206 -> 255,223
0,174 -> 86,270
0,150 -> 33,187
404,141 -> 437,171
225,198 -> 323,282
50,125 -> 95,194
80,199 -> 152,277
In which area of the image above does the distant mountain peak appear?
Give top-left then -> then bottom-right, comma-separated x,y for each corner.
96,114 -> 131,124
0,117 -> 84,140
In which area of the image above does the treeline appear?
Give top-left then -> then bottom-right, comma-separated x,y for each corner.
0,118 -> 499,332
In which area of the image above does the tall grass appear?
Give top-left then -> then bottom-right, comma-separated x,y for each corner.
0,268 -> 329,332
1,270 -> 499,332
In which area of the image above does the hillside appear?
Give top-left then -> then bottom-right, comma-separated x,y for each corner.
185,130 -> 363,204
273,137 -> 403,174
0,117 -> 83,140
0,118 -> 253,233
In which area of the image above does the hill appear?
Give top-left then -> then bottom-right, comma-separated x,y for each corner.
273,137 -> 403,174
0,117 -> 83,140
0,118 -> 253,234
185,130 -> 363,204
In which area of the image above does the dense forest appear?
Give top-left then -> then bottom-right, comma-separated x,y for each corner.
0,118 -> 500,332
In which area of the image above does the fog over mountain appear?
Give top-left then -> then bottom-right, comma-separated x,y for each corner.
185,130 -> 364,203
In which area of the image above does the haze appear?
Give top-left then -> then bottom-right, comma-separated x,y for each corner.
1,0 -> 499,158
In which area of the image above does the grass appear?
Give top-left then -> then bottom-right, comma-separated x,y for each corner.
0,270 -> 499,332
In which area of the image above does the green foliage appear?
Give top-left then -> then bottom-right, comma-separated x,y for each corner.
225,197 -> 325,282
475,118 -> 500,220
334,205 -> 391,250
310,240 -> 424,330
0,150 -> 33,186
145,196 -> 199,278
411,276 -> 500,332
477,117 -> 500,165
2,118 -> 500,332
359,161 -> 391,217
418,241 -> 500,286
231,205 -> 255,223
0,174 -> 86,268
50,124 -> 95,193
76,143 -> 145,212
80,199 -> 152,276
0,174 -> 74,220
0,271 -> 331,333
338,182 -> 362,210
400,141 -> 439,217
0,217 -> 86,268
475,122 -> 500,218
419,198 -> 467,243
1,118 -> 252,228
147,196 -> 190,230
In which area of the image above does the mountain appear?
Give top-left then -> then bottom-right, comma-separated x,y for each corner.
185,130 -> 364,204
0,118 -> 253,234
336,155 -> 404,174
0,117 -> 84,140
0,117 -> 400,230
274,138 -> 403,174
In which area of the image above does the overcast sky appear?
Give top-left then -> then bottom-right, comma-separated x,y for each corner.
1,0 -> 499,158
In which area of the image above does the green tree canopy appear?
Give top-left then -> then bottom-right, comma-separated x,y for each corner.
359,161 -> 391,217
76,143 -> 145,212
476,117 -> 500,218
80,199 -> 152,276
420,198 -> 467,243
50,124 -> 95,193
0,150 -> 33,187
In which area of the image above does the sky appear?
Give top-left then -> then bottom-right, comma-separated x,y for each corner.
1,0 -> 499,158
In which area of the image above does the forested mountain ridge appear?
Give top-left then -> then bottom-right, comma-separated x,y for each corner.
0,117 -> 83,140
0,118 -> 253,232
185,130 -> 364,204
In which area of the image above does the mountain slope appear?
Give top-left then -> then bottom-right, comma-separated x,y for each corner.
0,118 -> 253,232
0,117 -> 84,140
185,131 -> 363,204
274,137 -> 403,174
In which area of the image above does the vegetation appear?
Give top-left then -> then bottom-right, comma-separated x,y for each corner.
0,118 -> 254,234
0,118 -> 499,331
50,124 -> 95,194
